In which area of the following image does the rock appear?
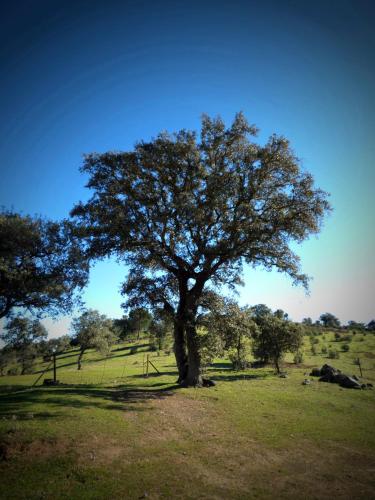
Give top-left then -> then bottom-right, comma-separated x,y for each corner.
310,368 -> 321,377
302,379 -> 311,385
321,364 -> 341,376
202,378 -> 216,387
333,373 -> 362,389
279,373 -> 288,378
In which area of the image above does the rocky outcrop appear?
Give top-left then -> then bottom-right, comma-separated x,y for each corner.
309,364 -> 371,390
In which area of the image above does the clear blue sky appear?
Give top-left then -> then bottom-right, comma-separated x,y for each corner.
1,0 -> 374,337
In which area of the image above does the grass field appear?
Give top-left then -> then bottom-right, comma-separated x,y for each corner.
1,331 -> 375,499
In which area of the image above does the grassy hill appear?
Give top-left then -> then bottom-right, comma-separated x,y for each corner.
0,331 -> 374,499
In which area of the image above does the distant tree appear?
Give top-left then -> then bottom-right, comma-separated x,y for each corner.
0,211 -> 88,319
1,317 -> 48,374
205,299 -> 257,370
319,313 -> 341,328
72,113 -> 330,386
302,317 -> 313,326
149,309 -> 173,352
0,347 -> 15,376
38,335 -> 71,358
1,317 -> 48,349
112,316 -> 132,340
252,316 -> 303,373
128,307 -> 152,340
71,310 -> 117,370
367,320 -> 375,331
274,309 -> 288,320
251,304 -> 273,323
347,320 -> 365,331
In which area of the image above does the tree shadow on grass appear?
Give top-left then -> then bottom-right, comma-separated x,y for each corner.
0,381 -> 179,421
209,372 -> 272,383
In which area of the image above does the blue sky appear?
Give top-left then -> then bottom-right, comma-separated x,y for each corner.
0,0 -> 374,337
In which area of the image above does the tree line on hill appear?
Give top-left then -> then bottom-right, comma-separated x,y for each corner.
1,301 -> 373,377
0,113 -> 373,385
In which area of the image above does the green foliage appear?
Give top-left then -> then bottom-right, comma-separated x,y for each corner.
328,349 -> 340,359
252,315 -> 303,373
72,113 -> 330,385
321,345 -> 328,354
128,308 -> 152,339
0,211 -> 88,319
0,348 -> 15,376
1,317 -> 48,374
149,310 -> 172,352
71,310 -> 118,368
293,351 -> 304,364
320,313 -> 340,328
203,298 -> 257,370
341,343 -> 350,352
1,317 -> 47,349
310,345 -> 317,356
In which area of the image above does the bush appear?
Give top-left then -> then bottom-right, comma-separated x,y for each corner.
130,346 -> 138,355
334,332 -> 341,341
310,345 -> 317,356
293,351 -> 304,364
328,349 -> 340,359
7,367 -> 19,375
321,345 -> 328,354
341,344 -> 350,352
341,334 -> 352,342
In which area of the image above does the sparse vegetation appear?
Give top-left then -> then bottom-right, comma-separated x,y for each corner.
0,327 -> 374,499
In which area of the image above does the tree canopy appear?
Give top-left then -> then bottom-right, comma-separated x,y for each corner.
71,309 -> 117,369
319,312 -> 340,328
72,112 -> 330,386
0,211 -> 88,319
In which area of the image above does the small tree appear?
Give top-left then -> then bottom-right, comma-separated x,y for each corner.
71,310 -> 117,369
320,313 -> 340,328
149,309 -> 173,352
0,347 -> 15,376
128,308 -> 152,340
252,316 -> 303,373
205,300 -> 257,370
1,317 -> 48,374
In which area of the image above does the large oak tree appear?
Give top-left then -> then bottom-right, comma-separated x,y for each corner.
71,113 -> 330,386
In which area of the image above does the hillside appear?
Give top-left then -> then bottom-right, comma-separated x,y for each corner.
1,331 -> 375,499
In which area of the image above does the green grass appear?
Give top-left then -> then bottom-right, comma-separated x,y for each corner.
0,331 -> 375,499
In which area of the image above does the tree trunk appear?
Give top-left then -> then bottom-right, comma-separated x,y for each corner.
274,357 -> 280,374
174,276 -> 206,387
77,349 -> 84,370
184,312 -> 203,387
173,320 -> 188,383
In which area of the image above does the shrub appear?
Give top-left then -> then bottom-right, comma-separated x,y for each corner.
341,344 -> 350,352
321,345 -> 328,354
328,349 -> 340,359
130,346 -> 138,355
341,334 -> 352,342
294,351 -> 304,364
334,332 -> 341,341
359,337 -> 364,342
7,367 -> 19,375
310,345 -> 317,356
